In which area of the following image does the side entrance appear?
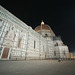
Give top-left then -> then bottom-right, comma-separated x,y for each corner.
1,48 -> 10,59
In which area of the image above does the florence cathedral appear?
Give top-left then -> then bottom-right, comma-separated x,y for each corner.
0,5 -> 70,60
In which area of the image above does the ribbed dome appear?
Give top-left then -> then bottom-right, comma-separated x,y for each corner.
34,21 -> 55,36
34,24 -> 51,31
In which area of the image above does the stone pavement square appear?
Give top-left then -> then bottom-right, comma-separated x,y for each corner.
0,60 -> 75,75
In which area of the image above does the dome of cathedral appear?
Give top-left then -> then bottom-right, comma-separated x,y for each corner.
34,21 -> 51,31
34,24 -> 51,31
34,20 -> 55,36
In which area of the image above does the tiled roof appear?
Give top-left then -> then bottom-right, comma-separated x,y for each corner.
34,24 -> 51,31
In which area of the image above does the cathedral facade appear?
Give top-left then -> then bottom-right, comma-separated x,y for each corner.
0,5 -> 69,60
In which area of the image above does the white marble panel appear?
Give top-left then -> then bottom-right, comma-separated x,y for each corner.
0,32 -> 2,37
14,41 -> 18,47
14,37 -> 18,41
15,33 -> 19,37
1,38 -> 4,43
6,23 -> 9,26
1,26 -> 5,31
0,22 -> 2,26
2,32 -> 6,37
21,52 -> 25,56
4,26 -> 8,32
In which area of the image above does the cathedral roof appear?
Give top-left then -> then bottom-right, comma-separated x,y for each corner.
34,21 -> 55,36
35,20 -> 51,31
34,24 -> 50,31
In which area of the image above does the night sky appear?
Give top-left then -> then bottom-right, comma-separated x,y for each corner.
0,0 -> 75,52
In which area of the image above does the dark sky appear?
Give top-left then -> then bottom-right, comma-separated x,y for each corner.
0,0 -> 75,52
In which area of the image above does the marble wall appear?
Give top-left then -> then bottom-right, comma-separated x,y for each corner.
0,5 -> 70,60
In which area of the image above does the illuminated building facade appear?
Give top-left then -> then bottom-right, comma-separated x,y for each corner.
0,5 -> 69,60
70,52 -> 74,59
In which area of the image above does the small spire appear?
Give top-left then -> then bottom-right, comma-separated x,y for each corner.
41,20 -> 44,25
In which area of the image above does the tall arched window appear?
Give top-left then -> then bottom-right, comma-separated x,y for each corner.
18,38 -> 21,48
54,51 -> 56,56
64,51 -> 65,55
34,41 -> 36,49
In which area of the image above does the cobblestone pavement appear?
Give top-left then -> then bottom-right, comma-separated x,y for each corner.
0,60 -> 75,75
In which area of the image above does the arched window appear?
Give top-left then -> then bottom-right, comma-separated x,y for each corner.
34,41 -> 36,49
54,51 -> 56,56
18,38 -> 21,48
63,51 -> 65,55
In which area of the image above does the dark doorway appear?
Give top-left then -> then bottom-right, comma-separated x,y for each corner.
2,48 -> 9,58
